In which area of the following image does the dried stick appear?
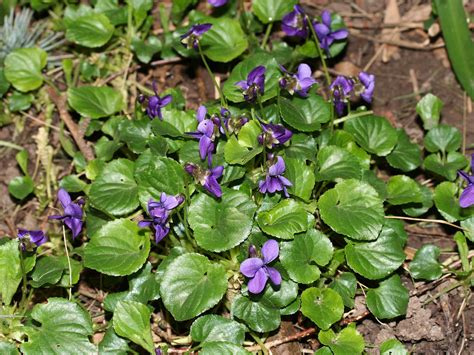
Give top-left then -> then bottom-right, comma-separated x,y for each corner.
245,327 -> 316,352
47,87 -> 95,161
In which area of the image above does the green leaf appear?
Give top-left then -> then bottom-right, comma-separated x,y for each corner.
366,275 -> 409,319
118,118 -> 152,153
260,279 -> 298,309
284,158 -> 315,201
0,68 -> 10,97
252,0 -> 297,23
152,108 -> 196,137
318,325 -> 365,355
416,93 -> 443,130
461,216 -> 474,242
188,189 -> 257,252
286,133 -> 317,161
136,157 -> 185,209
344,115 -> 397,156
0,240 -> 22,305
434,0 -> 474,100
89,159 -> 139,216
0,342 -> 18,355
319,179 -> 385,241
386,175 -> 423,205
345,220 -> 407,280
60,175 -> 88,193
190,315 -> 246,345
314,347 -> 333,355
4,48 -> 47,92
20,298 -> 96,354
280,229 -> 333,284
68,86 -> 123,119
256,199 -> 308,239
99,327 -> 131,355
386,129 -> 422,172
84,219 -> 150,276
329,272 -> 357,308
434,181 -> 473,222
31,256 -> 81,288
8,176 -> 34,200
223,120 -> 263,165
132,36 -> 161,63
200,18 -> 248,63
380,339 -> 408,355
231,294 -> 281,333
409,245 -> 442,281
113,300 -> 154,354
16,150 -> 29,176
424,152 -> 468,181
200,342 -> 250,355
315,145 -> 363,181
66,13 -> 114,48
223,52 -> 280,103
8,91 -> 34,112
402,184 -> 433,217
279,94 -> 331,132
301,287 -> 344,330
424,124 -> 461,153
160,253 -> 227,321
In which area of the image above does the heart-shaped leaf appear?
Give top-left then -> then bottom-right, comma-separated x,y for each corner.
257,199 -> 308,239
409,245 -> 442,280
4,48 -> 47,92
68,86 -> 124,118
366,275 -> 409,319
66,13 -> 114,48
301,287 -> 344,330
279,94 -> 331,132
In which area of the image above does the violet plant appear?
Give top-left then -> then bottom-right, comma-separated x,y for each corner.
1,1 -> 473,355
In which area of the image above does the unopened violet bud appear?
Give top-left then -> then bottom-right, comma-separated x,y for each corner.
248,244 -> 258,258
180,23 -> 212,50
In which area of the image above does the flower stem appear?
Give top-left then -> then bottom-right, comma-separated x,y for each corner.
18,246 -> 28,310
332,110 -> 374,125
250,332 -> 269,355
197,42 -> 227,107
256,93 -> 267,122
307,15 -> 331,87
261,22 -> 273,50
62,226 -> 73,301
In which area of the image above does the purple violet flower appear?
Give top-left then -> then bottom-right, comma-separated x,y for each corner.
18,229 -> 47,250
235,66 -> 266,103
258,123 -> 293,149
279,63 -> 317,97
181,23 -> 212,50
221,108 -> 248,135
240,239 -> 282,294
281,5 -> 308,38
185,162 -> 224,198
208,0 -> 228,7
187,106 -> 220,164
138,193 -> 184,243
313,10 -> 349,53
49,188 -> 83,239
138,81 -> 172,120
330,75 -> 354,116
459,154 -> 474,208
259,156 -> 292,197
357,71 -> 375,103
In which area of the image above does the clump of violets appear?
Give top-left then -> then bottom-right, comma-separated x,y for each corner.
49,188 -> 83,239
138,81 -> 172,120
281,5 -> 308,38
459,154 -> 474,208
208,0 -> 228,7
259,155 -> 292,198
240,240 -> 282,294
138,193 -> 184,243
18,229 -> 47,250
185,162 -> 224,198
235,66 -> 266,103
313,10 -> 349,53
258,123 -> 293,149
187,106 -> 221,164
180,23 -> 212,50
279,63 -> 317,97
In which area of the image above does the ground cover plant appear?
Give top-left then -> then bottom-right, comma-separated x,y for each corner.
0,0 -> 473,353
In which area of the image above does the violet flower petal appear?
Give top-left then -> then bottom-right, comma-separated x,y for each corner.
248,268 -> 268,294
261,239 -> 279,264
460,184 -> 474,208
266,266 -> 282,286
268,156 -> 286,176
58,188 -> 72,209
240,257 -> 264,277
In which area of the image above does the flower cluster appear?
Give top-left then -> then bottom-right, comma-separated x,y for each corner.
330,72 -> 375,116
240,240 -> 282,294
459,154 -> 474,208
139,193 -> 184,243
